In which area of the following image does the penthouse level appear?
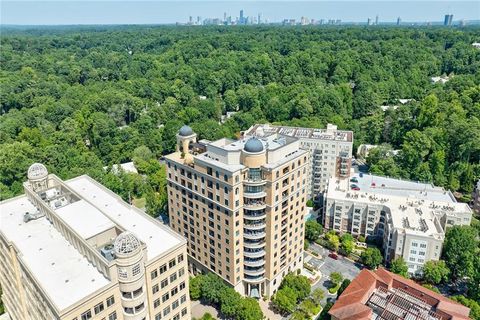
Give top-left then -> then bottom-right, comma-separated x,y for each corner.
0,163 -> 190,320
245,123 -> 353,197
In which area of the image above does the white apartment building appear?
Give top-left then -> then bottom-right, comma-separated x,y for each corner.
324,174 -> 472,275
245,124 -> 353,198
0,163 -> 190,320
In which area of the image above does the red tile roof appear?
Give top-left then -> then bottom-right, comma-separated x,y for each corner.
329,268 -> 471,320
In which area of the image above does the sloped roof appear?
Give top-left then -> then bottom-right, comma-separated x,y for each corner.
329,268 -> 471,320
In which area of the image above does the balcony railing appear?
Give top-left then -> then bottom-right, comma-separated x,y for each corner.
244,258 -> 265,267
244,248 -> 266,258
244,200 -> 266,210
244,220 -> 266,229
244,230 -> 266,239
244,191 -> 267,199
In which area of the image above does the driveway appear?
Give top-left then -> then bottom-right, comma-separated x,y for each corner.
306,243 -> 363,305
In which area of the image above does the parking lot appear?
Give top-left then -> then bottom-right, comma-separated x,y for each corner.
305,243 -> 363,293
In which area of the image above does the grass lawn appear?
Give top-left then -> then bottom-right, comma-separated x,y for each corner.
132,197 -> 146,209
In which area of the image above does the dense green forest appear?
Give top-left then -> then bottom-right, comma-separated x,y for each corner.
1,26 -> 480,214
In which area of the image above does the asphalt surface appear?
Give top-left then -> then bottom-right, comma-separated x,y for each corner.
305,243 -> 363,305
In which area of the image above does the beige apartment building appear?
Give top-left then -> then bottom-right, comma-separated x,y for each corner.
324,174 -> 472,275
0,163 -> 190,320
245,124 -> 353,198
165,126 -> 309,297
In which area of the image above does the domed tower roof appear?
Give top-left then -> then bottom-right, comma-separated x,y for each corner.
244,137 -> 264,153
27,163 -> 48,180
114,231 -> 141,255
179,125 -> 194,137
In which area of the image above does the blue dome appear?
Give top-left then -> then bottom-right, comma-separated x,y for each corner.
179,125 -> 193,136
244,137 -> 264,153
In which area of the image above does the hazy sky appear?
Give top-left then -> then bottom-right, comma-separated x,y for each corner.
1,1 -> 479,25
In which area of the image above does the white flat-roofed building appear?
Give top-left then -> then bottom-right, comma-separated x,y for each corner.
245,124 -> 353,198
324,173 -> 472,275
0,163 -> 190,320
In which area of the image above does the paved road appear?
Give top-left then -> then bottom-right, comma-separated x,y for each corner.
306,243 -> 363,305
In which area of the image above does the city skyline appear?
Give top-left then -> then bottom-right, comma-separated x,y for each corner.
1,1 -> 479,25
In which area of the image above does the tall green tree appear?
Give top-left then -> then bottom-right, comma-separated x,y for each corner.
442,226 -> 478,280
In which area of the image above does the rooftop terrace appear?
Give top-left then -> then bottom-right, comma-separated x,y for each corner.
245,123 -> 353,142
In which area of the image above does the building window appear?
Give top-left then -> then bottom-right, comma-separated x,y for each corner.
161,278 -> 169,288
170,273 -> 178,282
108,312 -> 117,320
154,298 -> 161,308
118,268 -> 128,279
155,313 -> 162,320
178,254 -> 184,263
182,308 -> 188,316
162,292 -> 170,303
153,284 -> 159,294
179,281 -> 186,290
106,296 -> 115,307
94,303 -> 104,315
171,287 -> 179,296
160,264 -> 167,274
173,299 -> 180,309
81,310 -> 92,320
180,294 -> 187,304
132,264 -> 141,276
178,268 -> 185,277
151,270 -> 158,279
169,259 -> 176,268
163,306 -> 171,316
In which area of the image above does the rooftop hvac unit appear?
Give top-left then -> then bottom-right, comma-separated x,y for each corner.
23,210 -> 44,223
100,244 -> 116,261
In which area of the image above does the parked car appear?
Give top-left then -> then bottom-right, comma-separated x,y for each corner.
350,177 -> 358,183
351,187 -> 360,191
329,252 -> 338,260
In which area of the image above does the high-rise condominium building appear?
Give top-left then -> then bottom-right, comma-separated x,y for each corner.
324,174 -> 472,275
444,14 -> 453,26
245,124 -> 353,198
165,126 -> 308,297
0,164 -> 190,320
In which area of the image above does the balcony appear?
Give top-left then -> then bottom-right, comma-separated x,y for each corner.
244,238 -> 266,249
244,267 -> 266,277
244,273 -> 265,282
244,248 -> 266,258
244,200 -> 266,210
244,220 -> 266,229
244,230 -> 266,240
244,191 -> 267,199
244,258 -> 265,268
244,210 -> 266,220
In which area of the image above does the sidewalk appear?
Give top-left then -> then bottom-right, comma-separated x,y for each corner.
191,300 -> 221,319
259,299 -> 284,320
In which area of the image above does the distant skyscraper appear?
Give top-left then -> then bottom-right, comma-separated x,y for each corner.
375,15 -> 379,25
444,14 -> 453,26
224,12 -> 227,22
367,17 -> 372,25
258,13 -> 262,24
189,16 -> 193,24
397,17 -> 402,25
197,16 -> 201,25
240,9 -> 244,24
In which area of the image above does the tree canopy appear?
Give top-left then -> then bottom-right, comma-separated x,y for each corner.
1,25 -> 479,205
